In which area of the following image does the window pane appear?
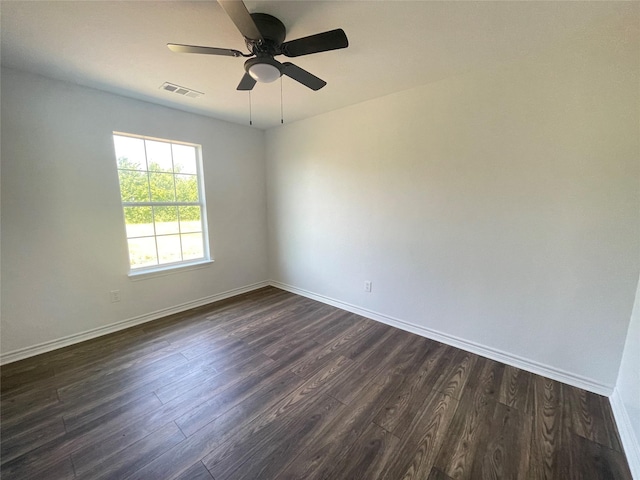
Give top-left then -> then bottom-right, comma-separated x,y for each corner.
145,140 -> 173,172
114,134 -> 208,272
179,206 -> 201,233
154,206 -> 179,235
172,144 -> 197,174
157,235 -> 182,264
123,207 -> 154,237
175,174 -> 198,202
128,237 -> 158,268
182,232 -> 204,260
114,135 -> 147,171
149,173 -> 176,202
118,170 -> 150,202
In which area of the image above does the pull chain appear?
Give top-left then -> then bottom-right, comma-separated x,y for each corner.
248,91 -> 253,126
280,77 -> 284,124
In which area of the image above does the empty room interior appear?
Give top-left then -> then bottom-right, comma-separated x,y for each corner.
1,1 -> 639,479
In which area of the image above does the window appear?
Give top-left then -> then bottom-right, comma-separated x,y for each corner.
112,133 -> 209,272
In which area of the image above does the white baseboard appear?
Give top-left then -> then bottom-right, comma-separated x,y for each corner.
269,280 -> 614,397
2,278 -> 616,398
0,281 -> 270,365
611,389 -> 640,479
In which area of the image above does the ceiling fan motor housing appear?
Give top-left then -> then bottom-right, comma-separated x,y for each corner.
246,13 -> 286,55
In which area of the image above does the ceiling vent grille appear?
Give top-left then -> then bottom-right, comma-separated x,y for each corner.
160,82 -> 203,98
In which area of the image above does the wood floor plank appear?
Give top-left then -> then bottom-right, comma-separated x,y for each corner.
66,353 -> 277,469
123,369 -> 306,480
0,386 -> 60,421
43,332 -> 164,380
0,415 -> 66,465
342,320 -> 393,360
181,292 -> 294,344
66,367 -> 267,478
436,349 -> 478,401
56,352 -> 188,403
304,311 -> 360,346
205,299 -> 298,339
153,350 -> 271,405
1,357 -> 55,381
379,390 -> 459,480
0,392 -> 163,478
566,432 -> 633,480
206,394 -> 343,480
158,288 -> 287,335
528,376 -> 569,479
278,373 -> 406,480
59,361 -> 204,433
0,338 -> 171,401
427,468 -> 456,480
3,347 -> 195,439
174,355 -> 310,437
201,354 -> 354,478
326,328 -> 411,405
1,286 -> 632,480
373,340 -> 450,435
325,422 -> 401,480
74,421 -> 185,479
228,296 -> 319,340
2,398 -> 66,442
0,364 -> 56,393
288,320 -> 373,380
469,402 -> 532,480
260,307 -> 351,360
372,333 -> 433,385
433,358 -> 504,479
239,302 -> 328,351
564,385 -> 623,452
498,364 -> 533,414
262,335 -> 319,363
11,455 -> 77,480
169,332 -> 244,361
68,419 -> 178,477
173,461 -> 215,480
60,354 -> 222,431
320,317 -> 375,354
465,357 -> 505,399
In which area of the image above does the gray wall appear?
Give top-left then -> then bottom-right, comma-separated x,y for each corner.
265,14 -> 639,391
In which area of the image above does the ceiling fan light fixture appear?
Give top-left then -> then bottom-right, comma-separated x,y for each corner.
248,62 -> 281,83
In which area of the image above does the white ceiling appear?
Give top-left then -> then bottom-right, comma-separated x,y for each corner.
0,1 -> 626,129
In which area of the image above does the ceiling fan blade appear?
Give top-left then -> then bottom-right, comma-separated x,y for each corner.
218,0 -> 263,41
281,29 -> 348,57
237,73 -> 257,91
167,43 -> 245,57
282,62 -> 326,91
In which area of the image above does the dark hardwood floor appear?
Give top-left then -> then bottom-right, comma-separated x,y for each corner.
0,286 -> 632,479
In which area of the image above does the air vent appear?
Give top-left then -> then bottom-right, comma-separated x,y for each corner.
160,82 -> 203,98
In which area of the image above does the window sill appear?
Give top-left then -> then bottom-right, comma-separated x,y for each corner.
128,259 -> 213,281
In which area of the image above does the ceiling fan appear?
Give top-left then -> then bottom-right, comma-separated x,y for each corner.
167,0 -> 348,91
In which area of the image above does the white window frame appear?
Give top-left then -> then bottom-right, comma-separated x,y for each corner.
112,132 -> 211,276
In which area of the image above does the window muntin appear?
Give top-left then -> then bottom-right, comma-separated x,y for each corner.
113,133 -> 209,272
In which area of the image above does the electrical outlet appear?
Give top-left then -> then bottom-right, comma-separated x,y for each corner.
364,281 -> 372,293
110,290 -> 121,303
